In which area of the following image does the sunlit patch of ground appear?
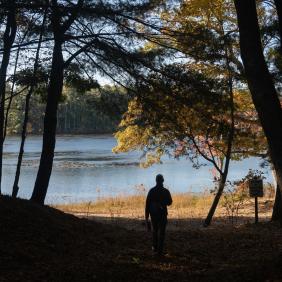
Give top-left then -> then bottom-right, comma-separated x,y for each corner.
54,192 -> 274,227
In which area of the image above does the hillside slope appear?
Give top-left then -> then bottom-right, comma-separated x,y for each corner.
1,196 -> 282,281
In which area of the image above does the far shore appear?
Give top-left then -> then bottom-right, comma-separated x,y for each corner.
5,133 -> 115,138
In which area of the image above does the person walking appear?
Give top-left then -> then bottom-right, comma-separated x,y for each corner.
145,174 -> 172,256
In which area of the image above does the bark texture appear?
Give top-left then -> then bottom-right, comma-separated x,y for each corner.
234,0 -> 282,222
272,185 -> 281,221
30,40 -> 64,204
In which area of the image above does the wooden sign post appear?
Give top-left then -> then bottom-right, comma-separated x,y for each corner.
248,178 -> 263,224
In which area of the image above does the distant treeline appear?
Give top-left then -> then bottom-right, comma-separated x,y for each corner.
6,85 -> 128,135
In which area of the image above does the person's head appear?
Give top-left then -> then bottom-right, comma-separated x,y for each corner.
156,174 -> 164,185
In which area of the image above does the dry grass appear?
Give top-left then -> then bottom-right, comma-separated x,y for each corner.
54,193 -> 213,218
54,190 -> 275,225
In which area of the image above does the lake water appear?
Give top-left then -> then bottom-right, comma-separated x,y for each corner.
2,135 -> 273,204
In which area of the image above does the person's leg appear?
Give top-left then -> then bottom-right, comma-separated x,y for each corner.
151,217 -> 159,252
158,216 -> 167,254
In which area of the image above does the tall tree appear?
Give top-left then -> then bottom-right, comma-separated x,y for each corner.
114,0 -> 266,225
31,0 -> 83,203
270,0 -> 282,221
12,9 -> 47,198
114,65 -> 265,225
0,0 -> 17,194
30,0 -> 164,204
234,0 -> 282,223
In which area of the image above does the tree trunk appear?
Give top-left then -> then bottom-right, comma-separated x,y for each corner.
272,185 -> 281,221
204,42 -> 235,226
4,44 -> 20,140
12,11 -> 46,198
204,106 -> 234,226
234,0 -> 282,223
30,0 -> 84,204
204,103 -> 234,227
204,173 -> 227,226
30,40 -> 64,204
0,3 -> 17,194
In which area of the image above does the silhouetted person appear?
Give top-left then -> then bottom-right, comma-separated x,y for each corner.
145,174 -> 172,255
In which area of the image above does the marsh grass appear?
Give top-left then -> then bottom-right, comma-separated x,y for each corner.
54,192 -> 218,219
54,184 -> 275,225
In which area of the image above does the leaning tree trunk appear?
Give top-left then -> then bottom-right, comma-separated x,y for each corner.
204,100 -> 234,227
204,43 -> 235,226
271,167 -> 281,221
0,3 -> 17,194
204,171 -> 228,226
234,0 -> 282,223
272,0 -> 282,221
4,44 -> 20,141
30,40 -> 64,204
12,10 -> 46,198
204,112 -> 234,227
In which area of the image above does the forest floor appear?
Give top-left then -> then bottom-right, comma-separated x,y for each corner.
1,196 -> 282,282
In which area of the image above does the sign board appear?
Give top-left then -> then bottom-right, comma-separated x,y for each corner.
248,179 -> 263,198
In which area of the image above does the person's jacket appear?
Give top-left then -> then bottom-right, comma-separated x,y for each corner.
145,185 -> 172,219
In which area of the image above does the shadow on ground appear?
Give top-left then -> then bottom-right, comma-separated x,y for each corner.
1,196 -> 282,282
84,214 -> 268,231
